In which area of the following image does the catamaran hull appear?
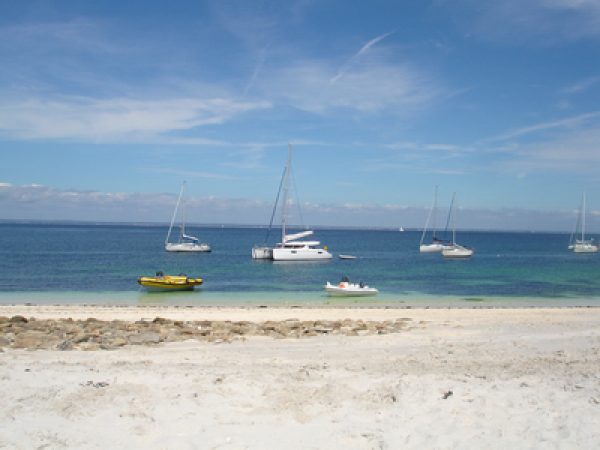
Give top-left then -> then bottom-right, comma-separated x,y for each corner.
272,248 -> 332,261
165,243 -> 211,252
252,246 -> 273,259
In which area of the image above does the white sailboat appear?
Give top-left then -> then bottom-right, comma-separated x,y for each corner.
442,193 -> 473,259
569,192 -> 598,253
252,144 -> 332,261
420,186 -> 451,253
165,181 -> 211,252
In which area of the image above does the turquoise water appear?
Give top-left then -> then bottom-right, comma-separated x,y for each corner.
1,223 -> 600,306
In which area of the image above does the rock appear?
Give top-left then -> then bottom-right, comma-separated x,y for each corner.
152,317 -> 172,325
442,390 -> 453,399
10,315 -> 28,324
79,342 -> 100,351
0,336 -> 10,347
72,333 -> 91,343
57,340 -> 74,351
13,331 -> 50,349
111,336 -> 128,347
128,331 -> 161,345
0,316 -> 9,323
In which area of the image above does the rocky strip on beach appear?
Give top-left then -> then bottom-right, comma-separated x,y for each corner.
0,315 -> 413,351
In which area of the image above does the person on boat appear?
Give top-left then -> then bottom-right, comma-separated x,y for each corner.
340,276 -> 349,283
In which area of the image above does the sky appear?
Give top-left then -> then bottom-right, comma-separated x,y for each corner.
2,0 -> 600,231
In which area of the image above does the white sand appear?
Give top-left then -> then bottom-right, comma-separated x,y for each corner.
1,306 -> 600,449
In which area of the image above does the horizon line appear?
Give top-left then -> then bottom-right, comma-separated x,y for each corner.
0,218 -> 576,235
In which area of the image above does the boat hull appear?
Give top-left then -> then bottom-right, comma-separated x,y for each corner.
252,246 -> 273,259
324,282 -> 378,297
442,245 -> 474,259
138,275 -> 203,291
573,243 -> 599,253
272,247 -> 332,261
165,243 -> 211,252
419,243 -> 444,253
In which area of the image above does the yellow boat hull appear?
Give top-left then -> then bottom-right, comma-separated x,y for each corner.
138,275 -> 203,292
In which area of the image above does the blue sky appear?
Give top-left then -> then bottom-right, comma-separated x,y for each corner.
2,0 -> 600,231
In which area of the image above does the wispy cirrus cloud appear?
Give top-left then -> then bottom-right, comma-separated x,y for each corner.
489,111 -> 600,141
462,0 -> 600,44
0,96 -> 271,142
141,168 -> 239,180
560,76 -> 600,94
498,125 -> 600,173
258,58 -> 440,114
330,31 -> 395,83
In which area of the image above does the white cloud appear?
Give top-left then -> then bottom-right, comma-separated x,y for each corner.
258,58 -> 440,114
0,96 -> 271,141
142,167 -> 239,180
330,31 -> 395,83
561,76 -> 600,94
0,182 -> 592,231
490,112 -> 600,141
465,0 -> 600,44
499,125 -> 600,173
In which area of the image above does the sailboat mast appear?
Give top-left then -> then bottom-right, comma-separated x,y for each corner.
450,192 -> 457,245
281,144 -> 292,244
432,185 -> 438,239
582,192 -> 586,241
166,181 -> 185,245
420,185 -> 437,246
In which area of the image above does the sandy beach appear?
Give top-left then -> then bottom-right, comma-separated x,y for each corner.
1,305 -> 600,449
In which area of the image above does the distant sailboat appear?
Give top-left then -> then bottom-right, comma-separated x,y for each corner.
165,181 -> 211,252
441,193 -> 474,259
569,192 -> 598,253
420,186 -> 451,253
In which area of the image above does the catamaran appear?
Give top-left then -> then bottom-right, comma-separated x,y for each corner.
441,193 -> 474,259
252,144 -> 332,261
420,186 -> 451,253
569,192 -> 598,253
165,181 -> 211,252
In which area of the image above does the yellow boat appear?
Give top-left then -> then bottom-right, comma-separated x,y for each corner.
138,272 -> 203,291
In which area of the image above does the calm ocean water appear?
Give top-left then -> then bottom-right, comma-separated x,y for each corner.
1,223 -> 599,306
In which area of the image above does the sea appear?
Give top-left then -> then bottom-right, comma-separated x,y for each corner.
1,222 -> 599,307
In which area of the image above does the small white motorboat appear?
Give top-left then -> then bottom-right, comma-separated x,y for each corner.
338,254 -> 357,260
324,278 -> 378,297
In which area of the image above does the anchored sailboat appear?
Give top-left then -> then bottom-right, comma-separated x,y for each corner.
165,181 -> 211,252
420,186 -> 451,253
441,193 -> 474,259
569,192 -> 598,253
252,144 -> 332,261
